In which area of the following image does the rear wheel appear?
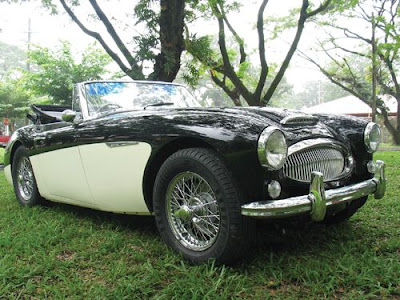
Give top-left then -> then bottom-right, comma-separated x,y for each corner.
324,196 -> 368,224
12,146 -> 42,207
153,148 -> 251,264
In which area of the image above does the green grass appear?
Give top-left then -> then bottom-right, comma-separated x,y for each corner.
0,152 -> 399,299
380,143 -> 400,150
0,147 -> 4,164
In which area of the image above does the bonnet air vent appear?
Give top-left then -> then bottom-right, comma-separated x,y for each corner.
280,115 -> 319,126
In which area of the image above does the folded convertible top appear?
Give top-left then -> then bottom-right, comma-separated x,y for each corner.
28,104 -> 72,125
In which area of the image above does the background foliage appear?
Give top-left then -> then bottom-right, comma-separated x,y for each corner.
0,0 -> 399,144
23,41 -> 111,106
0,78 -> 31,131
0,41 -> 26,80
305,0 -> 400,144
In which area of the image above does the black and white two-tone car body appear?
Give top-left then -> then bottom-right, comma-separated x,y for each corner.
3,81 -> 386,263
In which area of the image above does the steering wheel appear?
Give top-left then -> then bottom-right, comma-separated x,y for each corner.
97,103 -> 122,113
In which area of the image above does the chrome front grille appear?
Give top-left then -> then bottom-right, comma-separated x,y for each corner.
283,146 -> 345,183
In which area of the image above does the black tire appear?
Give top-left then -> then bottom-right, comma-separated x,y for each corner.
323,196 -> 368,224
153,148 -> 251,264
12,146 -> 42,207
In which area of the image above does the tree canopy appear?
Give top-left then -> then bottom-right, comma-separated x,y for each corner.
41,0 -> 186,82
186,0 -> 333,106
37,0 -> 333,107
0,78 -> 31,131
0,41 -> 26,80
23,41 -> 111,106
305,0 -> 400,144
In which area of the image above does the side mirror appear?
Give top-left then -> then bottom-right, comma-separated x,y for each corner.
61,110 -> 77,122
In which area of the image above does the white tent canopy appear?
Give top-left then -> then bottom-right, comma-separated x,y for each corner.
302,95 -> 397,115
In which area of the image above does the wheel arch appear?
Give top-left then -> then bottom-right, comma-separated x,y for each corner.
143,137 -> 221,212
7,141 -> 23,170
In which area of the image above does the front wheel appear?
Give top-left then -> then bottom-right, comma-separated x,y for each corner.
12,146 -> 42,207
153,148 -> 251,264
324,196 -> 368,224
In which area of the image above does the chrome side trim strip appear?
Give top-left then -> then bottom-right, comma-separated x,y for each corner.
106,141 -> 139,148
241,160 -> 386,221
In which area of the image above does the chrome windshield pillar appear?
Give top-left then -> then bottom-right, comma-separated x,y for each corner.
241,160 -> 386,221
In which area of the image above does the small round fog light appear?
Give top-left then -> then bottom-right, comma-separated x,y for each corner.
268,180 -> 281,199
367,161 -> 376,173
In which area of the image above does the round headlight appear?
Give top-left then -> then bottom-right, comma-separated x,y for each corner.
364,122 -> 381,153
258,127 -> 288,170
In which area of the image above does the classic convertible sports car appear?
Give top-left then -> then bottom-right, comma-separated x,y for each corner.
3,80 -> 386,263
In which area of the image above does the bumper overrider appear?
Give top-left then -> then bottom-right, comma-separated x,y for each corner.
241,160 -> 386,221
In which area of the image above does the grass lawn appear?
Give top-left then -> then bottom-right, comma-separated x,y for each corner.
380,143 -> 400,150
0,152 -> 399,298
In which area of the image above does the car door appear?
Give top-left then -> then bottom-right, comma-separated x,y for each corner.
75,114 -> 152,214
29,123 -> 95,206
78,141 -> 151,214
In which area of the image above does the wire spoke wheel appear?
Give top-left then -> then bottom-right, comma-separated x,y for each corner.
154,148 -> 251,263
12,146 -> 42,207
16,157 -> 35,201
166,172 -> 221,251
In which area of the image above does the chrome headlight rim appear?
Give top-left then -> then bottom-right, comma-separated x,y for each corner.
258,126 -> 288,170
364,122 -> 381,153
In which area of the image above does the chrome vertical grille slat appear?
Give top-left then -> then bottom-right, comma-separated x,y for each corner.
283,145 -> 346,183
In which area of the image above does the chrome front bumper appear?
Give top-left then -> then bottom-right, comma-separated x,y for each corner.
241,160 -> 386,221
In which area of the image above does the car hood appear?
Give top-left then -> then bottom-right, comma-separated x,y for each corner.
98,106 -> 352,147
225,107 -> 348,145
187,106 -> 348,143
173,106 -> 303,123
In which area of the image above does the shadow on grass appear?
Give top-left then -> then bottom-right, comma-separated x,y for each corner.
242,217 -> 378,267
40,200 -> 369,266
42,200 -> 159,236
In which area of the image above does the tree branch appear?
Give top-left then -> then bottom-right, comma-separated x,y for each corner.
218,3 -> 246,64
263,0 -> 332,104
305,0 -> 332,18
300,50 -> 365,99
88,0 -> 142,76
302,49 -> 398,138
376,76 -> 396,98
331,43 -> 369,58
254,0 -> 269,100
209,71 -> 241,106
212,3 -> 255,104
378,52 -> 400,97
342,28 -> 371,44
58,0 -> 143,79
325,23 -> 372,44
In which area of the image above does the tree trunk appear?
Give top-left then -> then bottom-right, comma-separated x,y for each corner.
381,99 -> 400,145
395,99 -> 400,145
149,0 -> 185,82
229,90 -> 242,106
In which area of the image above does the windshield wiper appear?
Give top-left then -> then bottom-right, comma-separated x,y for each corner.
143,102 -> 174,110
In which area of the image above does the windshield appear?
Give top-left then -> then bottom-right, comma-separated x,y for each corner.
84,81 -> 201,117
